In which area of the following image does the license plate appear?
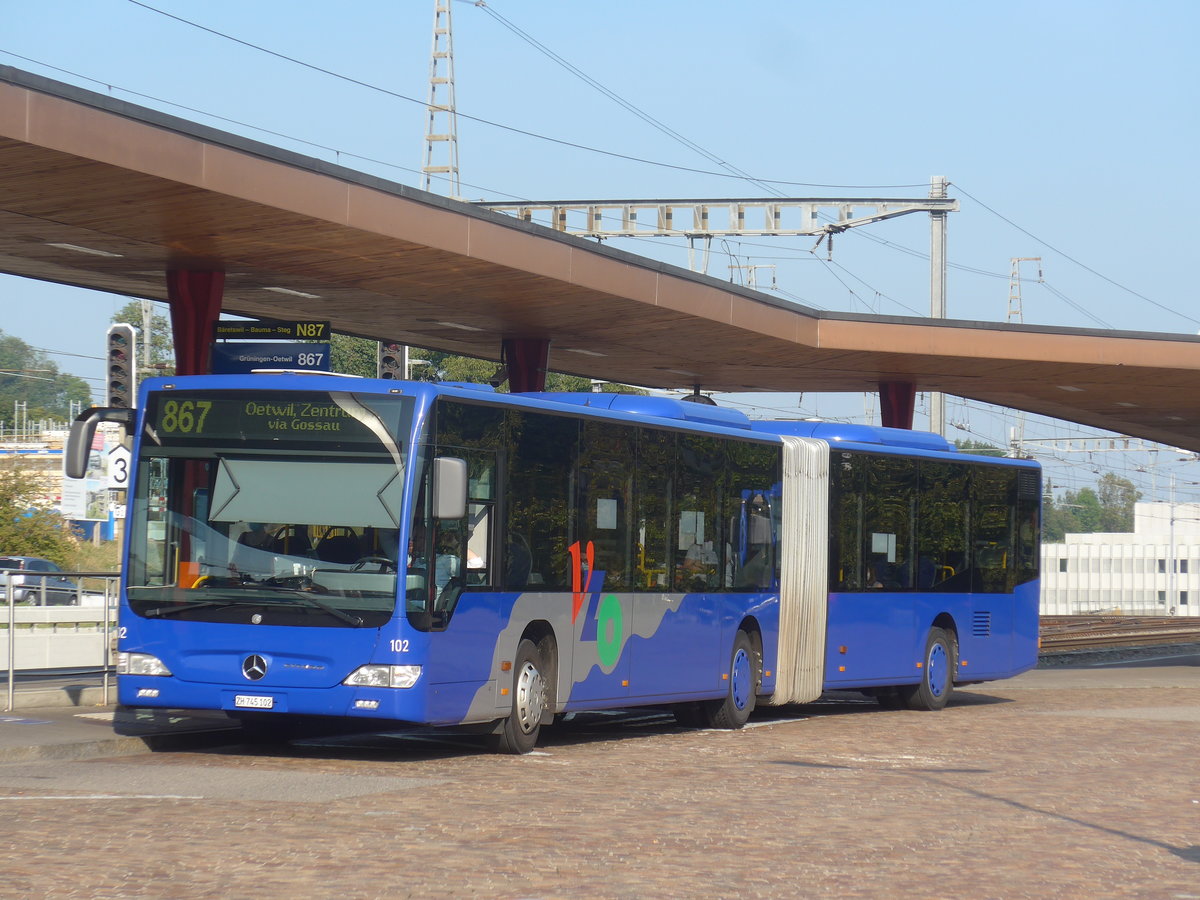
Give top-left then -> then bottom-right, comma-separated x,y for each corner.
234,694 -> 274,709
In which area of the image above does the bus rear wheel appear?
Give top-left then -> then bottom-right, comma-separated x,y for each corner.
703,630 -> 759,729
898,627 -> 956,711
488,638 -> 547,754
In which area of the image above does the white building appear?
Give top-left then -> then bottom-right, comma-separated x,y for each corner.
1040,501 -> 1200,616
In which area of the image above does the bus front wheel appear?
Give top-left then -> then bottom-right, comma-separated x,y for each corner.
898,627 -> 956,711
488,638 -> 547,754
703,630 -> 759,729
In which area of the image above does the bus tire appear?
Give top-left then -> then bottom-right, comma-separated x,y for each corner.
672,702 -> 706,728
703,630 -> 758,729
899,627 -> 956,711
488,638 -> 547,754
873,688 -> 906,710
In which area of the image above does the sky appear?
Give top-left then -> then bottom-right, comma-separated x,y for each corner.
2,0 -> 1199,500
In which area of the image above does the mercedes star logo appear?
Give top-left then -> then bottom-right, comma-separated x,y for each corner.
242,654 -> 268,681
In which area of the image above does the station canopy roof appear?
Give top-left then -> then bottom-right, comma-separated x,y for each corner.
2,65 -> 1200,451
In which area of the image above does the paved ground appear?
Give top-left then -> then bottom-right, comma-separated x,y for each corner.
0,657 -> 1197,899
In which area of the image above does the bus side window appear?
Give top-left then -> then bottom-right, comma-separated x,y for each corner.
861,456 -> 915,592
466,503 -> 491,585
674,435 -> 724,592
917,461 -> 969,592
635,428 -> 674,590
577,421 -> 634,591
829,453 -> 864,592
504,410 -> 577,591
732,494 -> 774,589
971,467 -> 1017,593
727,441 -> 781,592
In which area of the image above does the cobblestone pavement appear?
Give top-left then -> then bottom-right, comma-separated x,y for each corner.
0,664 -> 1197,899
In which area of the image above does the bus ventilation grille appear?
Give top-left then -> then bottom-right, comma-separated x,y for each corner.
972,611 -> 992,637
1017,470 -> 1040,497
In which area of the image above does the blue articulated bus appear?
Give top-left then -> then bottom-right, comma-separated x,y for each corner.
69,373 -> 1041,753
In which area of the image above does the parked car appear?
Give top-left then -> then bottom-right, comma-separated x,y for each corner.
0,556 -> 78,604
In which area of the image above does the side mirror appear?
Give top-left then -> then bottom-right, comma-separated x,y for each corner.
431,456 -> 468,520
66,407 -> 135,479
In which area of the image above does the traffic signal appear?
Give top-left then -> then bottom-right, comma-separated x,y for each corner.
378,341 -> 404,380
106,323 -> 138,407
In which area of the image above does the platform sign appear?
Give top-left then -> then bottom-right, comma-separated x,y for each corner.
213,320 -> 329,340
107,445 -> 131,490
210,342 -> 331,374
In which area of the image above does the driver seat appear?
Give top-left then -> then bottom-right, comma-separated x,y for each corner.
316,534 -> 361,564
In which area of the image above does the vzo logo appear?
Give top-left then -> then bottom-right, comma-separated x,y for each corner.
568,540 -> 622,668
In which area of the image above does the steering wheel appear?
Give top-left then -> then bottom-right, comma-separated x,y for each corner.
264,573 -> 317,591
352,556 -> 398,573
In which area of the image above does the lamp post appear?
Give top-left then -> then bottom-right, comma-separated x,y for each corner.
1165,476 -> 1200,615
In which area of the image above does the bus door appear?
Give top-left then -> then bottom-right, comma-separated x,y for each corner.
567,428 -> 633,704
826,453 -> 917,683
631,432 -> 741,699
412,448 -> 500,695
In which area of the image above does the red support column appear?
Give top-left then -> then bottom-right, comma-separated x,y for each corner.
163,271 -> 224,579
502,337 -> 550,392
166,270 -> 225,376
878,381 -> 916,430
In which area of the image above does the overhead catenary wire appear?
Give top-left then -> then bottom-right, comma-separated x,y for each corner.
954,182 -> 1200,329
5,4 -> 1195,471
822,260 -> 924,317
29,346 -> 104,362
117,1 -> 927,192
1038,281 -> 1113,329
1,46 -> 913,323
473,1 -> 787,198
7,27 -> 1157,333
0,48 -> 534,204
6,6 -> 1185,339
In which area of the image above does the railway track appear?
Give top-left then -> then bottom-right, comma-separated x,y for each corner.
1039,615 -> 1200,653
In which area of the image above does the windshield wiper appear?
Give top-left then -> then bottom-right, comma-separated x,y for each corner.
134,580 -> 367,626
252,586 -> 365,627
144,599 -> 249,618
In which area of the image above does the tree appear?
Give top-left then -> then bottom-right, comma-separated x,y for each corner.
112,301 -> 174,378
0,331 -> 92,421
1066,487 -> 1102,532
330,333 -> 378,378
1044,483 -> 1129,541
1042,473 -> 1143,541
1041,496 -> 1076,543
330,339 -> 645,393
954,439 -> 1006,458
1096,472 -> 1141,532
414,348 -> 495,384
403,348 -> 638,392
0,457 -> 76,565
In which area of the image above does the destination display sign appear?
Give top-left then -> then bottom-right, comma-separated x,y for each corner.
143,391 -> 413,450
210,341 -> 331,374
213,320 -> 330,340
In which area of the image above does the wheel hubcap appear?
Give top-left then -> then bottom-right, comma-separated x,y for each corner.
928,642 -> 948,698
514,661 -> 544,734
730,648 -> 752,710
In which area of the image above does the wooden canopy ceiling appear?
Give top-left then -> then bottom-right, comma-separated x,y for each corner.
3,66 -> 1200,450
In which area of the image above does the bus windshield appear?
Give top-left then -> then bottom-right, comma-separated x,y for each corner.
125,390 -> 415,628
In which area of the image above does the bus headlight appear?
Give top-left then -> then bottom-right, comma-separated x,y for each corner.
117,652 -> 172,676
344,665 -> 422,689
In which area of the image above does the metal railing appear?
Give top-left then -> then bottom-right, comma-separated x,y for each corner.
3,572 -> 120,711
